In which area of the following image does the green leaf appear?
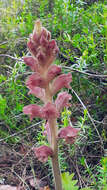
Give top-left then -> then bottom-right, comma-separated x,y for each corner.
0,74 -> 7,83
0,95 -> 7,116
0,44 -> 7,48
61,172 -> 79,190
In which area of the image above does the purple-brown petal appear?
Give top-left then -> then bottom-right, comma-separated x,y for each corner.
48,40 -> 56,49
47,40 -> 59,56
40,35 -> 48,48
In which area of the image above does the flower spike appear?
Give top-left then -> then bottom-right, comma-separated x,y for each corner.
22,20 -> 77,190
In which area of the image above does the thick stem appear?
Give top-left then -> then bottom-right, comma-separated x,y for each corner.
51,141 -> 63,190
45,85 -> 52,103
45,85 -> 63,190
48,119 -> 63,190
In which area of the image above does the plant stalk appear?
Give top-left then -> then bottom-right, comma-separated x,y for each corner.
51,143 -> 63,190
45,85 -> 63,190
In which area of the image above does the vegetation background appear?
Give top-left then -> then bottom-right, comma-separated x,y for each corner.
0,0 -> 107,189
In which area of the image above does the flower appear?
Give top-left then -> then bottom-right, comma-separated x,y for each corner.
55,92 -> 72,112
23,56 -> 39,72
42,102 -> 59,119
23,104 -> 43,120
26,73 -> 47,89
28,87 -> 45,102
58,126 -> 80,144
51,73 -> 72,95
33,145 -> 53,163
47,65 -> 61,82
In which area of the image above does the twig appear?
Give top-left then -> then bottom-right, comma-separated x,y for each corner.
1,54 -> 107,79
0,80 -> 10,87
0,54 -> 23,61
1,64 -> 13,70
0,114 -> 23,125
1,53 -> 107,79
62,66 -> 107,78
0,41 -> 8,46
87,141 -> 101,144
12,170 -> 30,190
75,160 -> 83,188
0,121 -> 43,142
30,160 -> 39,189
70,157 -> 86,187
72,88 -> 104,149
93,119 -> 107,125
16,143 -> 38,165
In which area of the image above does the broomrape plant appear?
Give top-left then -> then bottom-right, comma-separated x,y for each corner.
23,20 -> 80,190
